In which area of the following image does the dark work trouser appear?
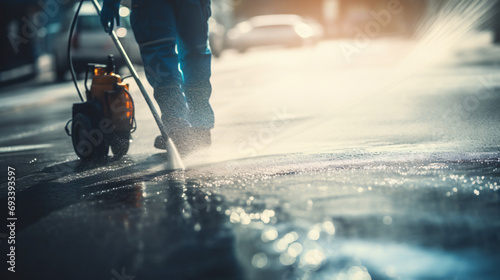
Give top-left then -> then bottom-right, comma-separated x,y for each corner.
130,0 -> 214,129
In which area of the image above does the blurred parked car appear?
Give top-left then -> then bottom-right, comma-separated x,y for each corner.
209,17 -> 227,58
227,14 -> 323,53
52,2 -> 141,80
0,2 -> 39,85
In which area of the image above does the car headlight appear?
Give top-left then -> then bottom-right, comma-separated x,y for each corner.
237,22 -> 252,34
295,23 -> 314,38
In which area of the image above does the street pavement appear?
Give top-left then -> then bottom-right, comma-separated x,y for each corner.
0,35 -> 500,280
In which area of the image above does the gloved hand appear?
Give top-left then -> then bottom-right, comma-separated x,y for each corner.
100,0 -> 121,34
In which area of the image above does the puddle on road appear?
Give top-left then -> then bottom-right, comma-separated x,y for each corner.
4,150 -> 500,279
200,158 -> 500,280
0,143 -> 53,153
42,155 -> 500,278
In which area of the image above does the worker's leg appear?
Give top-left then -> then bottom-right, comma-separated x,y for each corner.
130,0 -> 189,127
175,0 -> 214,129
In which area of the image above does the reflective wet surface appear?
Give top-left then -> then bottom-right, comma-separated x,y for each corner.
2,153 -> 499,279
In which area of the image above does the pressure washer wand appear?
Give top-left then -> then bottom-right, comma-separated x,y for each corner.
91,0 -> 185,170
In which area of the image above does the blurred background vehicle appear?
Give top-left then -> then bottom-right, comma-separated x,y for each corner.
52,2 -> 141,81
209,17 -> 227,58
227,14 -> 323,53
0,0 -> 41,84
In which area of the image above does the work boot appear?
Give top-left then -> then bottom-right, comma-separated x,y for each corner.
155,127 -> 211,156
154,118 -> 192,155
153,85 -> 192,153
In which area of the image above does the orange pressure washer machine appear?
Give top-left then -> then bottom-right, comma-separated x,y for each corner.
65,55 -> 135,160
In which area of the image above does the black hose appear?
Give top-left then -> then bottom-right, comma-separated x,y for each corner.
68,0 -> 85,102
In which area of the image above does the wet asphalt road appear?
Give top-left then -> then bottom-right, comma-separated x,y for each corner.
1,37 -> 500,280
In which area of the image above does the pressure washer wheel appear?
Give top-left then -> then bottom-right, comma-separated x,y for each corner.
109,132 -> 130,158
71,113 -> 109,160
